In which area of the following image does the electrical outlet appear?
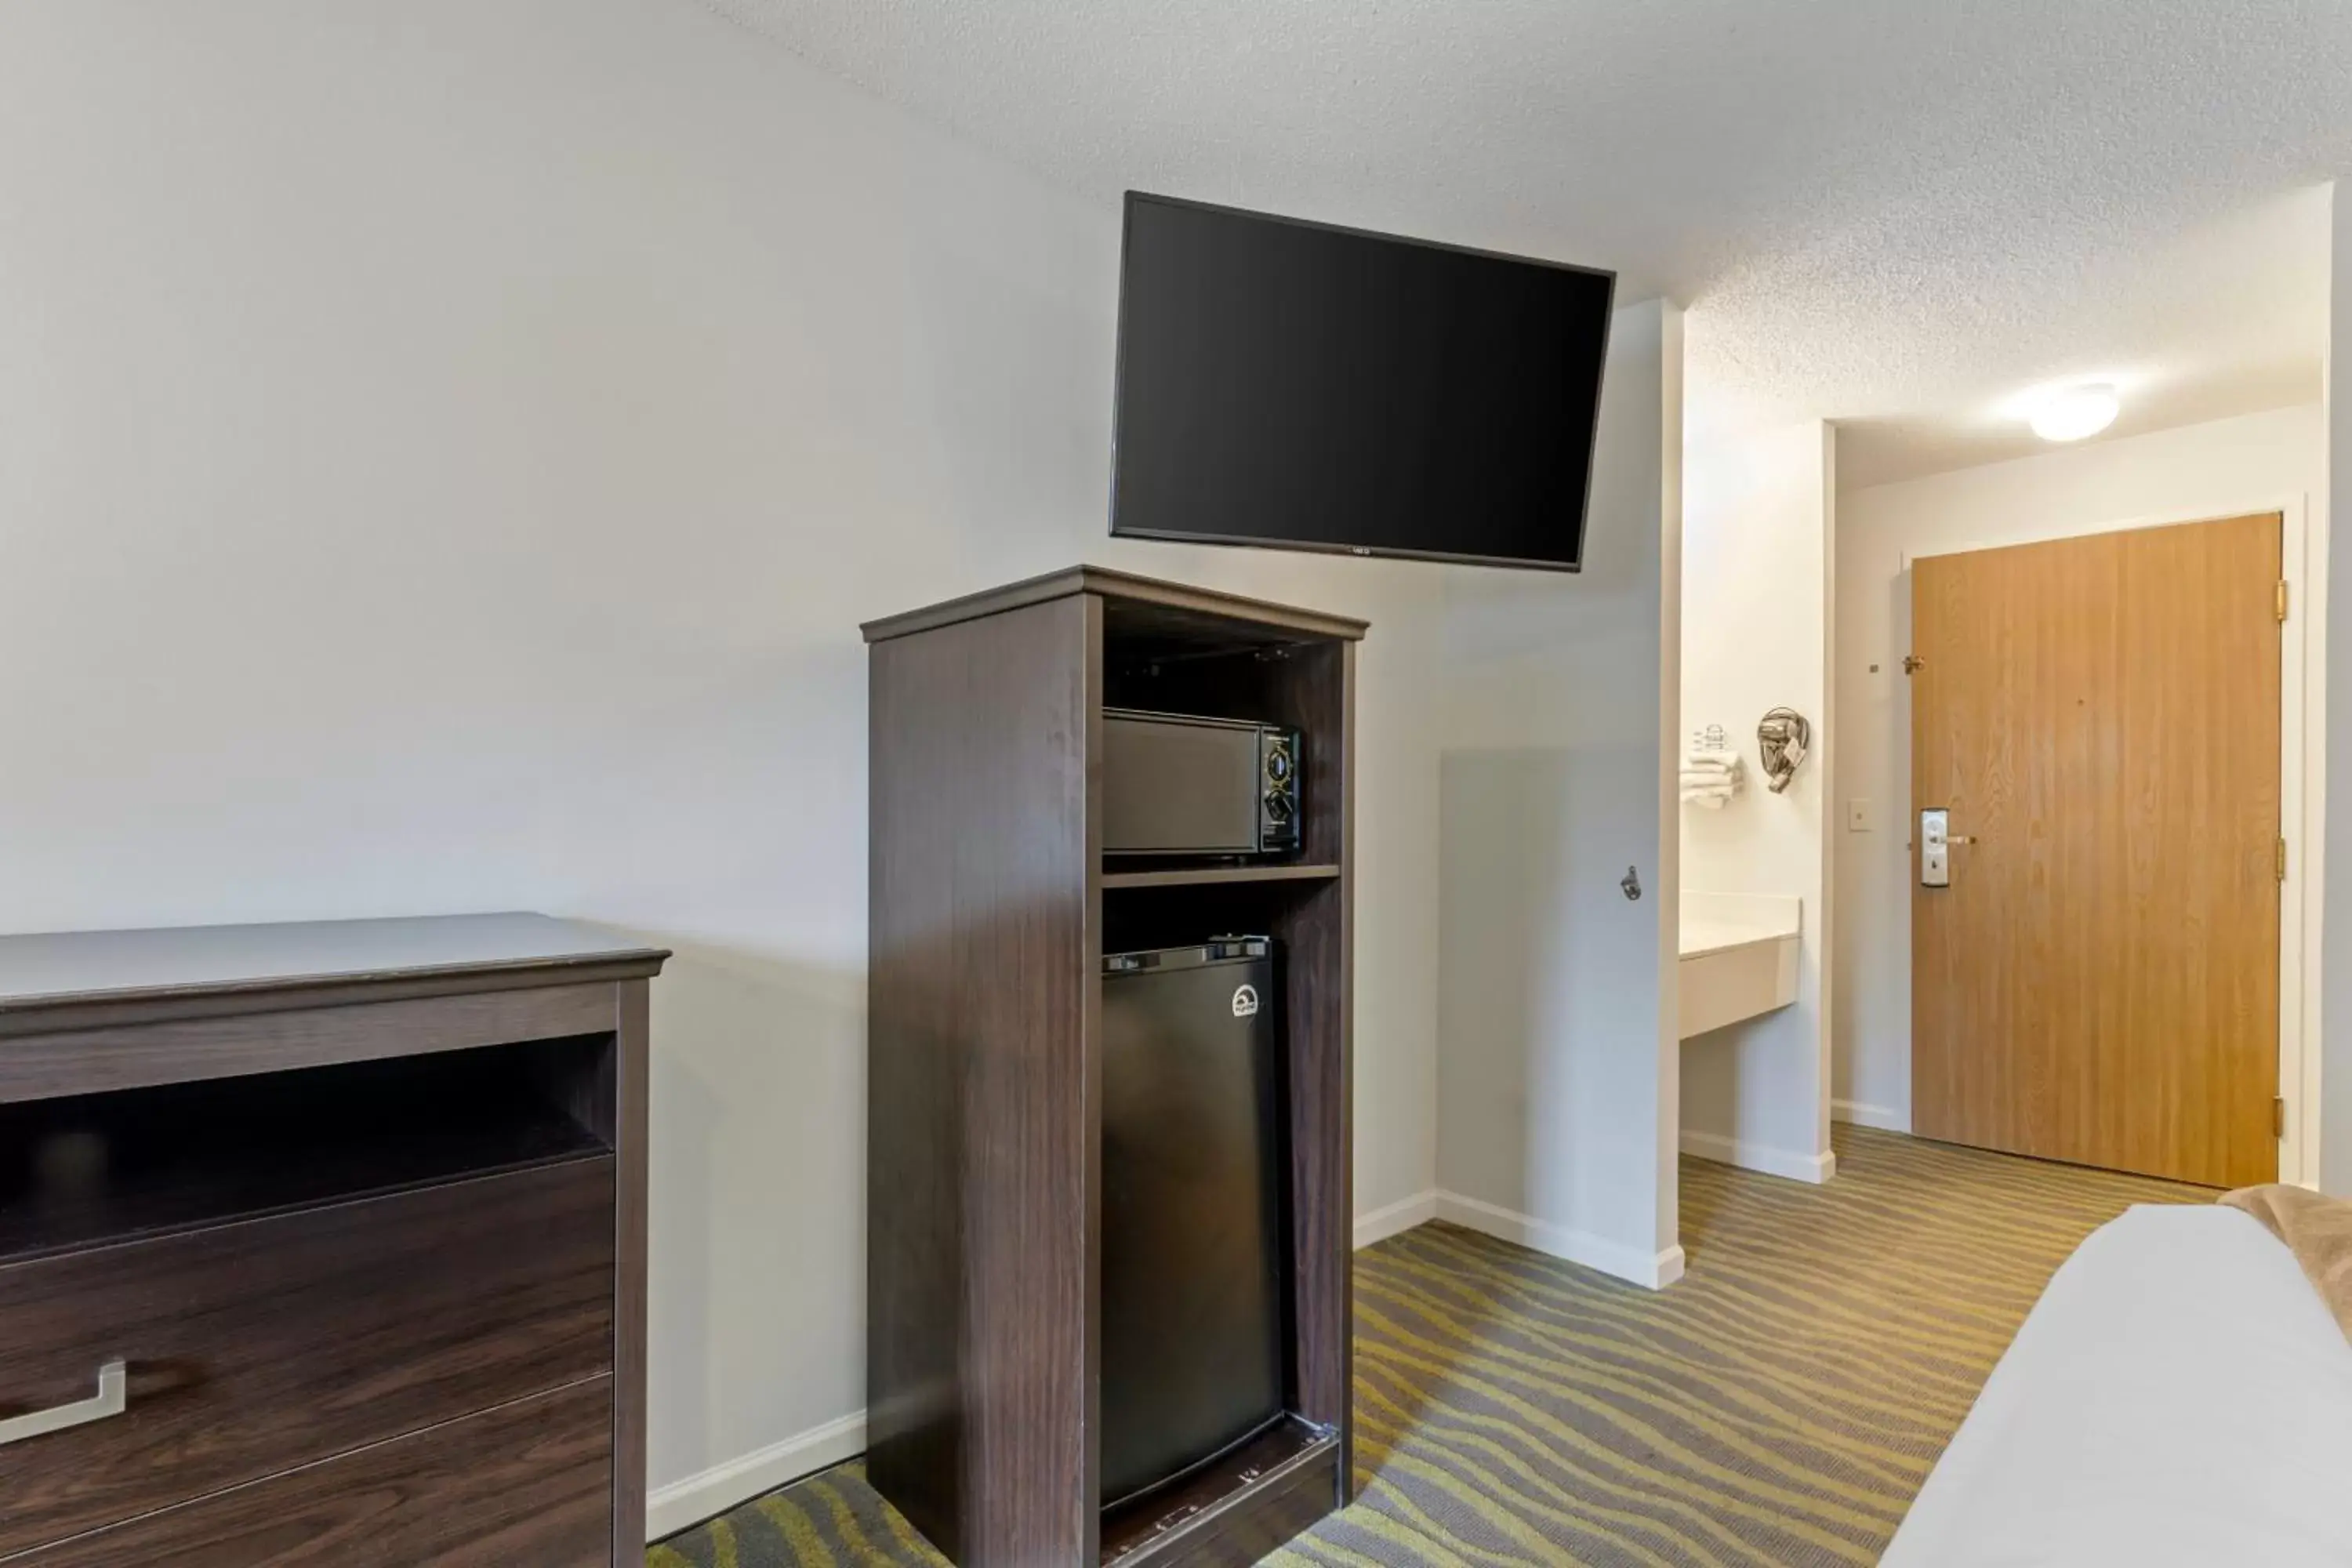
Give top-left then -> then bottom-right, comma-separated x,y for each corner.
1847,799 -> 1874,833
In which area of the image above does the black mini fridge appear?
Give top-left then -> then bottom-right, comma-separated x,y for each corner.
1099,938 -> 1290,1508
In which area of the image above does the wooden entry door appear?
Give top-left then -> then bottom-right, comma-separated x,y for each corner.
1910,513 -> 2281,1189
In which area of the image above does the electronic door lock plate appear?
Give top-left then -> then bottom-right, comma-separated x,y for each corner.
1920,808 -> 1951,887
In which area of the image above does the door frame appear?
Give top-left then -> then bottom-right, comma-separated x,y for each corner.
1899,492 -> 2321,1189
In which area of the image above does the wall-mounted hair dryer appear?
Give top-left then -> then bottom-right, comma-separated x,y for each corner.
1758,708 -> 1811,794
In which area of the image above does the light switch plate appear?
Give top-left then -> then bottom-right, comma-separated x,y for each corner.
1847,799 -> 1873,833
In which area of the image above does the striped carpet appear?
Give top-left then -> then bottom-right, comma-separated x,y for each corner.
651,1126 -> 2211,1567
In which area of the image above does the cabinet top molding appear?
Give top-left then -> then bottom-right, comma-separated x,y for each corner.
859,564 -> 1370,645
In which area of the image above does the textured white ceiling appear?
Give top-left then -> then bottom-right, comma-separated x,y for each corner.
710,0 -> 2351,485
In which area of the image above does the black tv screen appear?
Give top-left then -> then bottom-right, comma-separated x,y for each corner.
1111,193 -> 1615,572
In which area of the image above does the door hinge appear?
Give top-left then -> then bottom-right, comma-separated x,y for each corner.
2275,1096 -> 2288,1139
2276,580 -> 2289,622
1901,655 -> 1925,675
2278,837 -> 2288,883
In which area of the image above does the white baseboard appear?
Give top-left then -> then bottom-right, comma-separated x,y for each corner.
1679,1128 -> 1836,1185
1354,1188 -> 1439,1249
1831,1098 -> 1909,1132
647,1408 -> 866,1542
646,1181 -> 1690,1541
1434,1190 -> 1683,1290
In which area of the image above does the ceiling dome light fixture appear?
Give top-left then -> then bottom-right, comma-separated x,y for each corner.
2028,383 -> 2120,442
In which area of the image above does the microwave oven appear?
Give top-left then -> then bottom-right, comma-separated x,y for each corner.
1102,709 -> 1301,858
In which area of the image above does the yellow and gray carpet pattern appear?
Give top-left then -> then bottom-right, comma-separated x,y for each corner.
652,1127 -> 2210,1567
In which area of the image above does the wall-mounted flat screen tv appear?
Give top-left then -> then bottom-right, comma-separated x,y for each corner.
1111,192 -> 1616,572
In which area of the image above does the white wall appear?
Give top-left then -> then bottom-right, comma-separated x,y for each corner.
1835,404 -> 2328,1185
1678,419 -> 1835,1181
0,0 -> 1465,1532
1432,300 -> 1685,1288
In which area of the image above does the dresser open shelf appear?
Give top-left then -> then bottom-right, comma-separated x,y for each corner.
0,1035 -> 614,1265
863,566 -> 1363,1568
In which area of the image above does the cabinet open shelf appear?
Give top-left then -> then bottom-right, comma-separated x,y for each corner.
1102,862 -> 1341,890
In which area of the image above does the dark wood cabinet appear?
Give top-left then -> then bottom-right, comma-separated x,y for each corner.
862,567 -> 1363,1567
0,913 -> 666,1566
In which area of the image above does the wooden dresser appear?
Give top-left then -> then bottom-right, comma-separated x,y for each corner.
0,913 -> 666,1567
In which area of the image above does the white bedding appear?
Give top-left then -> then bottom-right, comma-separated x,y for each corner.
1883,1204 -> 2352,1567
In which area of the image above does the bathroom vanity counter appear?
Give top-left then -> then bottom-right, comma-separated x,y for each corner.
1678,893 -> 1799,1039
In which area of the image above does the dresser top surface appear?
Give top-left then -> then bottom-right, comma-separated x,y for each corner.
0,912 -> 668,1016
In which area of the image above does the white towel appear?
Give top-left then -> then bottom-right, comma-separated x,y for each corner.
1681,748 -> 1743,808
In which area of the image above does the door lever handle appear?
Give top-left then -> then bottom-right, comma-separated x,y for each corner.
1947,835 -> 1975,845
